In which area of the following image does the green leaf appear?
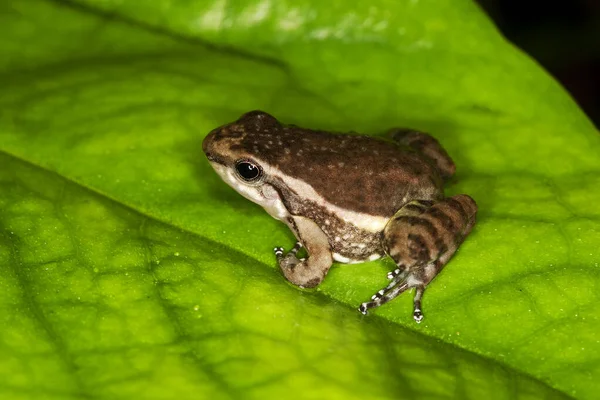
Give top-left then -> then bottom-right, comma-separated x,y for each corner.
0,0 -> 598,399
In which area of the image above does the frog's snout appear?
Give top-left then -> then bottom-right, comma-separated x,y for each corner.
202,128 -> 219,158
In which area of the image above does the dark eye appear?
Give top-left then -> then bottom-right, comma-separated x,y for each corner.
235,160 -> 262,182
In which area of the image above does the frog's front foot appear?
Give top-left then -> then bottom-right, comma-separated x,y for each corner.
274,241 -> 330,288
274,241 -> 304,269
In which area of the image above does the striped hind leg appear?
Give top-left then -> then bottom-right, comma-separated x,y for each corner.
359,195 -> 477,322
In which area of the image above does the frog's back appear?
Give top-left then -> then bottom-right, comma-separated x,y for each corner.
224,112 -> 445,218
276,127 -> 442,217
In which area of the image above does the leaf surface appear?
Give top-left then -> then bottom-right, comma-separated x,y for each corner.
1,0 -> 599,399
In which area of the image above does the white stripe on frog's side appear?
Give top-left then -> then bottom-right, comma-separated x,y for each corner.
333,253 -> 353,263
264,165 -> 389,233
333,252 -> 382,264
209,160 -> 389,232
210,161 -> 387,264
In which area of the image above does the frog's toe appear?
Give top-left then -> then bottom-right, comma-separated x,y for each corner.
289,241 -> 303,255
413,309 -> 424,323
273,247 -> 284,258
387,268 -> 402,280
387,265 -> 409,281
358,303 -> 369,315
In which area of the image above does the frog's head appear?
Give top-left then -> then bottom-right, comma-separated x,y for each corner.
202,111 -> 290,220
203,110 -> 280,161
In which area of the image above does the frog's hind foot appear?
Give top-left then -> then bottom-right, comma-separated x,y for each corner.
388,128 -> 456,180
370,268 -> 406,300
359,276 -> 425,323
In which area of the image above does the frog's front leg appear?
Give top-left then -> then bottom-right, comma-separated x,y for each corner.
359,195 -> 477,322
274,215 -> 333,288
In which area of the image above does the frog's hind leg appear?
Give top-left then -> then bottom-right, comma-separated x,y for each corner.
359,195 -> 477,322
389,128 -> 456,179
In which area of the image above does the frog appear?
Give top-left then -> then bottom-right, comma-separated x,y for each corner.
202,110 -> 477,322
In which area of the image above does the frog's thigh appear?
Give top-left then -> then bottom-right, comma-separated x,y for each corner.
388,128 -> 456,179
383,194 -> 477,284
279,215 -> 333,288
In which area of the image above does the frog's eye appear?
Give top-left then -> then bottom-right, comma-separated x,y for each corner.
235,160 -> 263,182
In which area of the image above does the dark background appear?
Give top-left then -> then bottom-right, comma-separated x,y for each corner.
476,0 -> 600,127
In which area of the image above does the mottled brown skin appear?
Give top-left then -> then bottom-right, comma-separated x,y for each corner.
203,111 -> 478,322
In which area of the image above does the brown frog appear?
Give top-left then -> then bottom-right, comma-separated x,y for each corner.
203,111 -> 477,322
